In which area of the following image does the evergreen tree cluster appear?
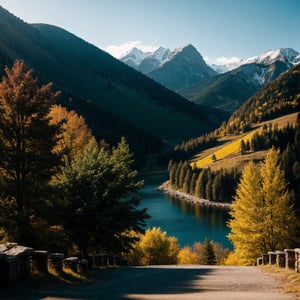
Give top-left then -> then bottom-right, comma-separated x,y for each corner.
158,132 -> 218,164
240,122 -> 296,153
168,160 -> 240,202
173,133 -> 218,161
239,115 -> 300,209
281,114 -> 300,210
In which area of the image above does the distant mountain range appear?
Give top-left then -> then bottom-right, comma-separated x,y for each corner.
0,6 -> 229,163
121,44 -> 217,91
122,45 -> 300,75
121,45 -> 299,112
211,48 -> 300,73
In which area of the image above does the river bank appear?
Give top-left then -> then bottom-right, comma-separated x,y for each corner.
158,181 -> 232,209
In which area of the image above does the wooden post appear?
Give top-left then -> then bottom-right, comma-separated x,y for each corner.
268,252 -> 276,265
115,256 -> 122,266
257,257 -> 263,266
63,257 -> 79,273
5,245 -> 34,282
121,258 -> 129,266
31,251 -> 49,274
275,251 -> 285,268
93,254 -> 104,267
98,254 -> 108,266
294,248 -> 300,273
78,259 -> 88,274
262,254 -> 269,265
0,255 -> 17,287
284,249 -> 295,270
108,255 -> 114,266
48,253 -> 64,273
1,244 -> 34,285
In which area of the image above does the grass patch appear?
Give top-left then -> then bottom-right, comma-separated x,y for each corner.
29,267 -> 88,287
260,265 -> 300,298
193,130 -> 257,168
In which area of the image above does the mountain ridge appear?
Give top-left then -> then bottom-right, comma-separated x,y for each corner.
120,45 -> 299,74
0,6 -> 226,163
180,59 -> 294,113
147,44 -> 217,91
212,48 -> 300,73
121,44 -> 217,91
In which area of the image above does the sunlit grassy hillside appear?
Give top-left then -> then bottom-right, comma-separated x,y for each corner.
191,112 -> 299,170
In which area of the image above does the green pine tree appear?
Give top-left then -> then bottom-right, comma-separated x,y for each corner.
55,139 -> 149,256
182,168 -> 192,193
202,237 -> 217,265
195,169 -> 208,199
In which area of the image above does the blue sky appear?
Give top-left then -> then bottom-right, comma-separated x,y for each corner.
0,0 -> 299,61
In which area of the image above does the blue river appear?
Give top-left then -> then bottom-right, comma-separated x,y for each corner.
139,173 -> 233,249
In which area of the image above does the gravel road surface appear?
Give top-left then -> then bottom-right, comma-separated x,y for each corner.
1,265 -> 295,300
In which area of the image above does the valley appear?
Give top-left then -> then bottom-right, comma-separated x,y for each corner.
0,2 -> 299,277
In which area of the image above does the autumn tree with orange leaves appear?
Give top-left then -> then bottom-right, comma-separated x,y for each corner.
0,60 -> 63,246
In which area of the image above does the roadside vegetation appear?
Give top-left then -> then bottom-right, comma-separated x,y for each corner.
127,227 -> 230,266
261,265 -> 300,298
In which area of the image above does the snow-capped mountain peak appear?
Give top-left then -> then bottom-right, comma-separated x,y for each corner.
243,48 -> 299,66
120,47 -> 151,66
120,46 -> 171,71
206,48 -> 299,73
166,44 -> 197,62
152,47 -> 170,63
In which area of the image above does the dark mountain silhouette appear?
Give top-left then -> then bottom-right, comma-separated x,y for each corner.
0,6 -> 226,161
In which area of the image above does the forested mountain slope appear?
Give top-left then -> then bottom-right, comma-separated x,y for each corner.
0,6 -> 225,160
221,63 -> 300,134
165,63 -> 300,206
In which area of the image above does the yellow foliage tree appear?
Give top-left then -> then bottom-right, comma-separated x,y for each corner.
228,148 -> 296,265
128,227 -> 179,265
177,246 -> 199,264
49,104 -> 96,163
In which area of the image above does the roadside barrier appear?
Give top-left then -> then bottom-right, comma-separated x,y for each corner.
0,242 -> 128,286
0,243 -> 33,286
257,248 -> 300,272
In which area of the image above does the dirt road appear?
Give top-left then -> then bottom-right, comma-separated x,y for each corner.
1,265 -> 295,300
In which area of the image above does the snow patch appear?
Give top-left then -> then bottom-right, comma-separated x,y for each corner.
243,48 -> 299,66
121,47 -> 151,65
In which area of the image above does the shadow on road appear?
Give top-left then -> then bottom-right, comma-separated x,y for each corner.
1,266 -> 213,300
